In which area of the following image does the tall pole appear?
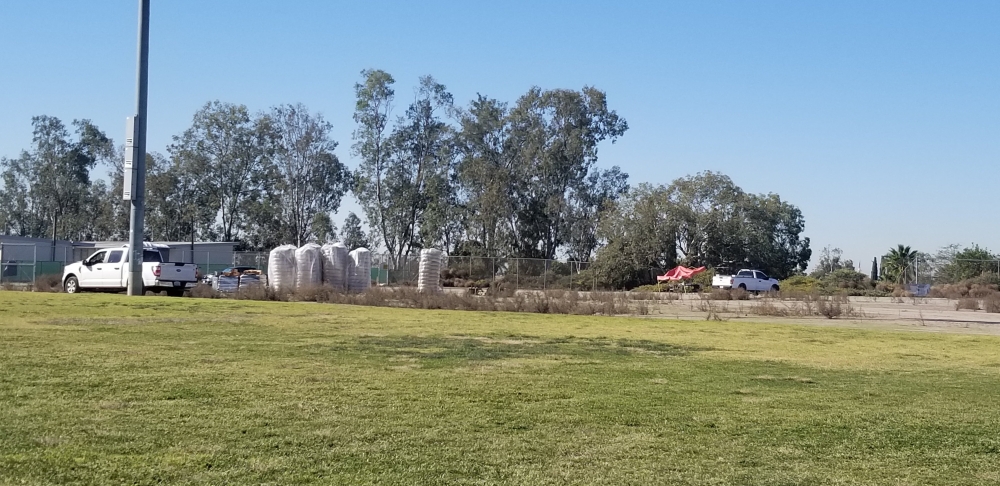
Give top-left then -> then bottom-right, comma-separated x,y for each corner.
127,0 -> 150,296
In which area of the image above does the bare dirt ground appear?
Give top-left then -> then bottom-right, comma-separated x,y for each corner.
637,294 -> 1000,335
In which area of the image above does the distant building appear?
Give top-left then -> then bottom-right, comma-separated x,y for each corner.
0,236 -> 238,276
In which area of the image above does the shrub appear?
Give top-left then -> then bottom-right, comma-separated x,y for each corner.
817,299 -> 842,319
956,298 -> 980,311
821,269 -> 868,291
781,275 -> 821,293
632,284 -> 668,293
32,274 -> 62,293
189,284 -> 222,299
691,269 -> 715,290
984,295 -> 1000,313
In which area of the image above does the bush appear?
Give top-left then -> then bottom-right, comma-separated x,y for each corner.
817,299 -> 842,319
32,274 -> 62,293
632,284 -> 668,292
985,295 -> 1000,313
691,269 -> 715,290
956,298 -> 980,311
781,275 -> 821,293
821,269 -> 869,291
189,284 -> 222,299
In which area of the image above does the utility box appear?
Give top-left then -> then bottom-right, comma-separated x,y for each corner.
123,115 -> 138,200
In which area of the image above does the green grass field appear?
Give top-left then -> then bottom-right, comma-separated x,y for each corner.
2,293 -> 1000,484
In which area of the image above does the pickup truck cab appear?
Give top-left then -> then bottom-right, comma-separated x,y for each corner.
712,269 -> 780,292
62,244 -> 198,296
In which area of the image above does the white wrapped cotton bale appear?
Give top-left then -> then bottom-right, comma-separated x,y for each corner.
417,248 -> 444,293
321,242 -> 349,291
295,243 -> 323,290
348,247 -> 372,293
267,245 -> 297,292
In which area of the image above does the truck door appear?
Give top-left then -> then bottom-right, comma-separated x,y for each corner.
102,250 -> 125,287
79,251 -> 107,288
752,271 -> 766,292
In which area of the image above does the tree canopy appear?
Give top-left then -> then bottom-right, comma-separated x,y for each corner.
1,70 -> 820,291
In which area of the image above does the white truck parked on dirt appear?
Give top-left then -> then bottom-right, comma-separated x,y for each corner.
62,243 -> 198,296
712,269 -> 780,292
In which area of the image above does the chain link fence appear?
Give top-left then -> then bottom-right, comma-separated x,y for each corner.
368,254 -> 625,291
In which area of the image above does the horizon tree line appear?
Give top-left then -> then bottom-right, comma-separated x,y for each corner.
0,70 -> 814,285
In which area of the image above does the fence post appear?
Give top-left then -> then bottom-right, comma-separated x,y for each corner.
0,242 -> 4,286
491,257 -> 495,287
543,259 -> 548,291
515,258 -> 519,290
33,244 -> 37,284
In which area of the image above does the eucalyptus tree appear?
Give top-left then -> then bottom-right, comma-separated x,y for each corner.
0,116 -> 114,257
352,69 -> 395,256
143,152 -> 216,245
565,166 -> 629,262
169,101 -> 277,243
506,86 -> 628,259
592,183 -> 677,288
270,103 -> 349,246
353,71 -> 456,265
454,95 -> 516,257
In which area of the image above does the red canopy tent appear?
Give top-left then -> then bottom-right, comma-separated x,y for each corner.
656,265 -> 706,282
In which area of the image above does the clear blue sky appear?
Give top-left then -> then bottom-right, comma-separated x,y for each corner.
2,1 -> 998,267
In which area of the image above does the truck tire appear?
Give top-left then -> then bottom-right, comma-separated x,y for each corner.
166,288 -> 185,297
771,284 -> 780,292
737,283 -> 747,291
64,276 -> 79,294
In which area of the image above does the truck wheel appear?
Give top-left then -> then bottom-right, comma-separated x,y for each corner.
771,284 -> 780,292
64,276 -> 79,294
166,288 -> 185,297
737,284 -> 747,291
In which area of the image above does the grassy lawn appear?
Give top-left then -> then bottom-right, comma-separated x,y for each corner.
2,293 -> 1000,484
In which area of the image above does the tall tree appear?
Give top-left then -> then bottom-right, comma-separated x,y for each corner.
565,166 -> 629,261
144,152 -> 216,246
270,103 -> 350,246
506,86 -> 628,259
169,101 -> 276,243
352,69 -> 395,256
353,72 -> 456,265
454,95 -> 516,257
592,183 -> 677,288
0,116 -> 113,258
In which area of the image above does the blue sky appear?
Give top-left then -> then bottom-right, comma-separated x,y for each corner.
1,1 -> 998,267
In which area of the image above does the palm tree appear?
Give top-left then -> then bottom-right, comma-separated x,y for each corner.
883,244 -> 916,284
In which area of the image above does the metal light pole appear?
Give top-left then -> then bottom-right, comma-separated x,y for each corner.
126,0 -> 150,296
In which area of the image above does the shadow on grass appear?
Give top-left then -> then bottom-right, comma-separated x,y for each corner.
345,334 -> 710,366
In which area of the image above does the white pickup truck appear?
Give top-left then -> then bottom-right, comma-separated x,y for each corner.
62,244 -> 198,296
712,269 -> 780,292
